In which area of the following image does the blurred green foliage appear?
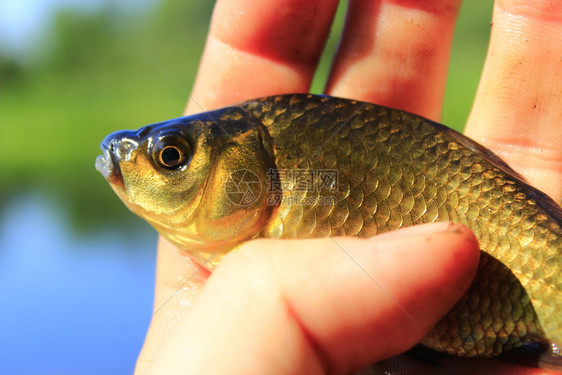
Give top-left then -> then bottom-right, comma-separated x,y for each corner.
0,0 -> 492,231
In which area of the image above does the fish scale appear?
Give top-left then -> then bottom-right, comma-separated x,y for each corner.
97,93 -> 561,358
244,94 -> 561,356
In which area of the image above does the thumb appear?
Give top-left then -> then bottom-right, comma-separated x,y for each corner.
138,222 -> 480,375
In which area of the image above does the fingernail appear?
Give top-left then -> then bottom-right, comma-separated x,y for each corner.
370,222 -> 462,241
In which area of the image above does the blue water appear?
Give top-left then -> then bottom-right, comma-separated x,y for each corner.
0,193 -> 157,375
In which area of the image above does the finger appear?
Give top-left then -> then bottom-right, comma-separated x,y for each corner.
326,0 -> 462,120
465,0 -> 562,201
186,0 -> 340,114
140,222 -> 480,374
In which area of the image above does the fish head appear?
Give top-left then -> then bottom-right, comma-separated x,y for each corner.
96,109 -> 277,268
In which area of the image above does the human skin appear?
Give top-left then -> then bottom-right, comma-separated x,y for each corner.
135,0 -> 562,374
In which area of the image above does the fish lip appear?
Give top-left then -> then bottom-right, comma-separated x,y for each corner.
96,141 -> 123,185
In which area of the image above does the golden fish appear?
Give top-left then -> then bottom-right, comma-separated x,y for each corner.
96,94 -> 561,358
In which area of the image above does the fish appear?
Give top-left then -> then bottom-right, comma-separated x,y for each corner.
96,93 -> 561,359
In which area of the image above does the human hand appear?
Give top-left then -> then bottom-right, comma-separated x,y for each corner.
136,0 -> 562,374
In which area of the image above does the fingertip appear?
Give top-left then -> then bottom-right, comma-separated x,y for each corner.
384,222 -> 480,303
366,222 -> 480,286
336,223 -> 481,364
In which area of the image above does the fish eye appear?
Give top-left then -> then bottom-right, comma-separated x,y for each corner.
152,133 -> 191,171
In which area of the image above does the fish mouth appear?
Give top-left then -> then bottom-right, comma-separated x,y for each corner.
96,143 -> 123,185
96,129 -> 142,187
